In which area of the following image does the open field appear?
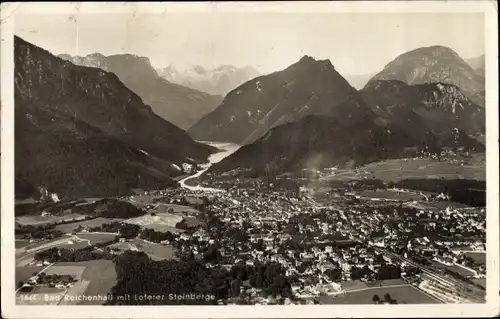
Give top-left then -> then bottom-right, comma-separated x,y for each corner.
16,236 -> 76,266
55,239 -> 91,250
446,265 -> 476,277
130,238 -> 178,261
108,241 -> 138,253
16,266 -> 44,284
126,194 -> 158,207
75,233 -> 117,245
322,156 -> 485,183
54,218 -> 122,233
16,213 -> 88,226
162,203 -> 200,214
185,216 -> 203,227
125,212 -> 185,232
59,260 -> 117,305
360,190 -> 425,201
321,285 -> 440,304
340,280 -> 368,291
365,279 -> 407,288
44,265 -> 86,280
18,236 -> 73,253
16,260 -> 118,305
15,239 -> 32,249
465,252 -> 486,265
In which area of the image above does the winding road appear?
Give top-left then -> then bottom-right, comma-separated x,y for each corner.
179,141 -> 240,192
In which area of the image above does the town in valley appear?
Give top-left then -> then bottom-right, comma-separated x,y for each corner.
11,6 -> 489,307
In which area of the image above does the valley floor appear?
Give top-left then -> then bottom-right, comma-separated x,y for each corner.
14,145 -> 486,305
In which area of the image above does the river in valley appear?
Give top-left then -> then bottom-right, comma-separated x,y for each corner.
179,141 -> 240,191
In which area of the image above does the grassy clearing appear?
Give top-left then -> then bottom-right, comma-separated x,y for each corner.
56,260 -> 117,305
446,265 -> 476,277
323,156 -> 485,183
162,204 -> 200,214
465,252 -> 486,265
125,212 -> 184,231
16,214 -> 87,226
16,266 -> 44,284
44,265 -> 86,280
130,238 -> 178,260
75,233 -> 117,245
55,239 -> 91,250
54,218 -> 122,233
361,190 -> 425,201
15,239 -> 32,249
321,285 -> 440,304
22,236 -> 77,255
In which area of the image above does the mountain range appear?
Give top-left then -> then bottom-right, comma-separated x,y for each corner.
15,37 -> 486,196
366,46 -> 485,107
157,64 -> 261,96
58,53 -> 222,129
15,36 -> 215,199
201,54 -> 485,176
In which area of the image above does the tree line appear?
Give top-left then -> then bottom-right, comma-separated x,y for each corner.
107,251 -> 295,305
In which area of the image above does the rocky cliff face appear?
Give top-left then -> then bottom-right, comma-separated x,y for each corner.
367,46 -> 485,107
361,80 -> 485,143
58,53 -> 222,129
16,36 -> 214,199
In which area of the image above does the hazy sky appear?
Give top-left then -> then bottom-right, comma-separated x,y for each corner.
15,12 -> 484,75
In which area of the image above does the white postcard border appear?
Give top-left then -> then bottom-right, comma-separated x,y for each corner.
1,1 -> 499,318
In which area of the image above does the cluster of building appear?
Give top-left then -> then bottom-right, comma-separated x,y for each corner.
139,182 -> 485,303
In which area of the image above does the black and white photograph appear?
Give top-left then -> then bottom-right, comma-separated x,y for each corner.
1,1 -> 498,318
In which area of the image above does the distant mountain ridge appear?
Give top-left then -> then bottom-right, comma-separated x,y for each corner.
367,46 -> 485,107
58,53 -> 222,129
157,64 -> 261,96
189,55 -> 369,145
465,54 -> 485,77
16,36 -> 214,199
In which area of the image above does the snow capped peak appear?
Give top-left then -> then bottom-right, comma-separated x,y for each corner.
192,65 -> 207,74
156,63 -> 261,95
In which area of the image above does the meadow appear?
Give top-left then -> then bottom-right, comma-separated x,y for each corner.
130,238 -> 178,261
124,212 -> 185,233
360,190 -> 425,201
465,252 -> 486,265
54,217 -> 122,233
75,233 -> 118,245
57,260 -> 117,305
322,156 -> 485,183
15,213 -> 87,226
321,285 -> 440,304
